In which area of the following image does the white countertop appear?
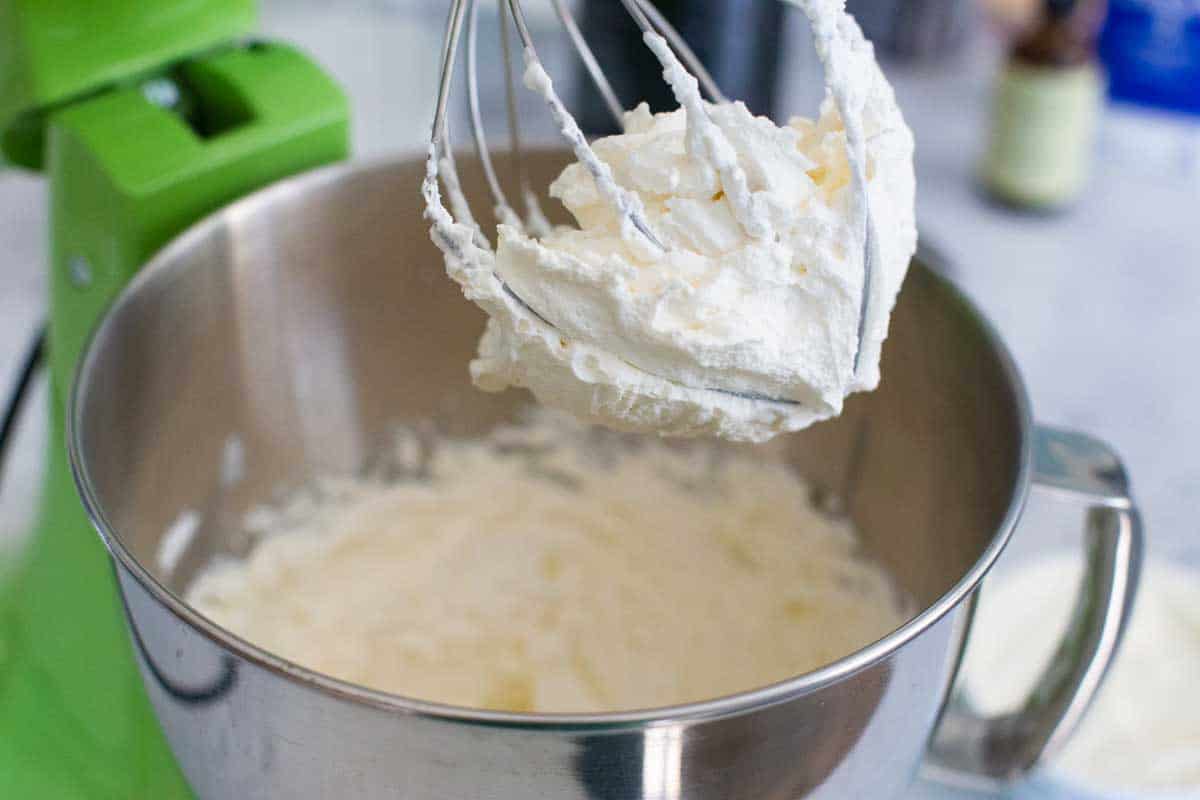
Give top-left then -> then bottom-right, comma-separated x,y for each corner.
2,5 -> 1197,797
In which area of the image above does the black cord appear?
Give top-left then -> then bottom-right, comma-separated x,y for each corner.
0,324 -> 46,490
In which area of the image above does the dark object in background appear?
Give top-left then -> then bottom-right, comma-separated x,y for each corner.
1011,0 -> 1108,66
847,0 -> 976,62
576,0 -> 785,136
980,0 -> 1108,211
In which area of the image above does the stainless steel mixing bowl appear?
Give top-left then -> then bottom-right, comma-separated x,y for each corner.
69,153 -> 1142,799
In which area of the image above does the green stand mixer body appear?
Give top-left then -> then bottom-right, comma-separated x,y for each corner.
0,2 -> 350,795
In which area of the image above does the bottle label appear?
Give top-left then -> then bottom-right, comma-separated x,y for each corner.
983,63 -> 1104,207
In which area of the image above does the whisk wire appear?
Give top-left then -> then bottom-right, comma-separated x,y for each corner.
633,0 -> 727,103
431,0 -> 468,149
467,0 -> 521,229
549,0 -> 625,127
504,0 -> 667,252
499,5 -> 550,234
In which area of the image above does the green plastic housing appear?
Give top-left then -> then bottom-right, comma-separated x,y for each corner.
0,40 -> 349,798
0,0 -> 256,168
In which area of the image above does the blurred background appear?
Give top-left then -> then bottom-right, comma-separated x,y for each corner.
1,1 -> 1197,796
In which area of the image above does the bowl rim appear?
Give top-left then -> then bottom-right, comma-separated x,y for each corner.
67,153 -> 1035,730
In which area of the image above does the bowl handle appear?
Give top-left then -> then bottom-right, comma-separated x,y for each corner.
924,425 -> 1144,788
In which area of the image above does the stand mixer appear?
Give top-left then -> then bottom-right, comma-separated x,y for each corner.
1,2 -> 1143,798
0,3 -> 348,794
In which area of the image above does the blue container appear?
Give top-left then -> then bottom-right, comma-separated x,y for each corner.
1099,0 -> 1200,115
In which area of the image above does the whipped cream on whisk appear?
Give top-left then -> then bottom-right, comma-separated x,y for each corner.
425,0 -> 915,442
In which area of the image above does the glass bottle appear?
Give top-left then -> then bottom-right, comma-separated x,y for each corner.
982,0 -> 1107,210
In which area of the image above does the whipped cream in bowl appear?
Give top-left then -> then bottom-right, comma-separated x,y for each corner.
424,0 -> 916,441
